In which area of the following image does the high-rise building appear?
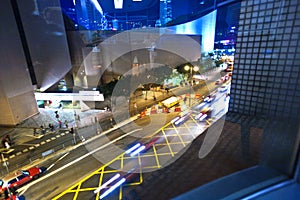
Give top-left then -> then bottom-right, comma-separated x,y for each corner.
229,0 -> 300,122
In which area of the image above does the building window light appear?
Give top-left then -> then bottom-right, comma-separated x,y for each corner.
114,0 -> 123,9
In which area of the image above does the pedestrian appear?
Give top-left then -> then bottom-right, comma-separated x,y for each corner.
4,140 -> 10,149
55,111 -> 59,119
58,120 -> 62,128
109,118 -> 114,128
33,128 -> 37,136
5,135 -> 11,146
70,127 -> 76,144
74,111 -> 79,121
64,120 -> 68,128
183,96 -> 187,104
49,123 -> 54,132
40,125 -> 46,134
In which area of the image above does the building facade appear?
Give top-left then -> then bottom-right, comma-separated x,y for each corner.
228,0 -> 300,176
229,0 -> 300,122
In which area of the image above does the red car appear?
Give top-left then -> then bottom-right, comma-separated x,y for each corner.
0,192 -> 23,200
0,166 -> 46,194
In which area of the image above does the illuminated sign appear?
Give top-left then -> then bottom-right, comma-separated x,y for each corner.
114,0 -> 123,9
34,91 -> 104,101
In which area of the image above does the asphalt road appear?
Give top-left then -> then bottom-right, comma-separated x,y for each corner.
20,113 -> 178,200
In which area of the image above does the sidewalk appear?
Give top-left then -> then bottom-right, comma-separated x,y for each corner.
0,108 -> 112,148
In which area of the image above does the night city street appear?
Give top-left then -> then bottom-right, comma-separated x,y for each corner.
0,0 -> 299,200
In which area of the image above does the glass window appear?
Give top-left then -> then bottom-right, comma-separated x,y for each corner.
8,179 -> 17,185
17,174 -> 28,180
1,1 -> 299,200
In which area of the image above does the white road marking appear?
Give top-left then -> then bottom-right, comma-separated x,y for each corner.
47,152 -> 70,171
18,128 -> 143,195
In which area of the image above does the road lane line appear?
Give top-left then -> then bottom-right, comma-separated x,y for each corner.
18,128 -> 143,196
161,129 -> 174,157
47,152 -> 70,171
152,144 -> 161,168
171,123 -> 186,147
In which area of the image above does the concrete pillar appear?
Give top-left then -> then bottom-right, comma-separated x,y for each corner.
0,0 -> 38,126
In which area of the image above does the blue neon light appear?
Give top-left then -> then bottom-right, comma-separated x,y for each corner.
199,114 -> 207,121
174,117 -> 185,125
125,143 -> 141,154
99,178 -> 126,199
171,116 -> 181,123
94,173 -> 120,194
195,113 -> 203,120
130,145 -> 146,157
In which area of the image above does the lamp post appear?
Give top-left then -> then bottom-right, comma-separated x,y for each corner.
184,65 -> 199,107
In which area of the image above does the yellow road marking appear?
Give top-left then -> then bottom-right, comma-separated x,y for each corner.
171,123 -> 186,147
73,182 -> 82,199
161,129 -> 174,157
95,168 -> 104,200
183,123 -> 196,139
53,117 -> 201,199
152,144 -> 161,168
119,185 -> 122,200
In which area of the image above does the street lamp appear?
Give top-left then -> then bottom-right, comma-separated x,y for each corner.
184,65 -> 199,106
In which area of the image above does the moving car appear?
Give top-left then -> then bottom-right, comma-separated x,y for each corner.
0,166 -> 47,194
172,110 -> 191,126
218,85 -> 229,93
195,107 -> 213,122
203,94 -> 216,103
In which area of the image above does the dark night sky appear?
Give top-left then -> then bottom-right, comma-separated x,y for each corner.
58,0 -> 240,33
